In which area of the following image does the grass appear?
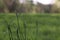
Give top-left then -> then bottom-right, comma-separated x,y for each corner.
0,13 -> 60,40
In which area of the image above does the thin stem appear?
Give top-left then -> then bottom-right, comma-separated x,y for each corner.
36,21 -> 38,40
23,21 -> 26,40
15,11 -> 20,40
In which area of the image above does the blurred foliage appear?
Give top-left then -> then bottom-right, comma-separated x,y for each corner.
0,14 -> 60,40
0,0 -> 4,8
51,4 -> 60,13
0,0 -> 60,13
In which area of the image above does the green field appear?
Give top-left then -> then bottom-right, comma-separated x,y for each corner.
0,14 -> 60,40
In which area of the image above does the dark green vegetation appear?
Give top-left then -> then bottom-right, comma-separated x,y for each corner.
0,14 -> 60,40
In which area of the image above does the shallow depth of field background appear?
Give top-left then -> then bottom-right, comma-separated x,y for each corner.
0,0 -> 60,40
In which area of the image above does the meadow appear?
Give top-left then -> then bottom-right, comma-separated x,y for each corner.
0,13 -> 60,40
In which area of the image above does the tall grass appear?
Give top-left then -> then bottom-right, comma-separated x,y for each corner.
0,14 -> 60,40
3,17 -> 13,40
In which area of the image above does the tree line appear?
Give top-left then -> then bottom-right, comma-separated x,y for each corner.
0,0 -> 60,13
